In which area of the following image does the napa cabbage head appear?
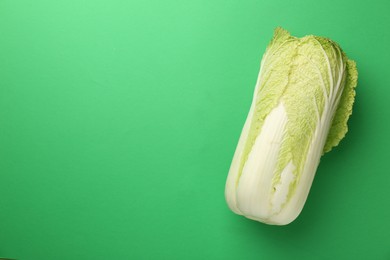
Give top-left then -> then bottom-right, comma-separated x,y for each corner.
225,27 -> 357,225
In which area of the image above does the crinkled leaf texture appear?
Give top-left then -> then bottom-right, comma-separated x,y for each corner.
225,28 -> 357,225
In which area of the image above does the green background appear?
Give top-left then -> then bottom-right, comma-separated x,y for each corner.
1,0 -> 389,259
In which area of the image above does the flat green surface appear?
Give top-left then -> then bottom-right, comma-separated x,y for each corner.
0,0 -> 389,259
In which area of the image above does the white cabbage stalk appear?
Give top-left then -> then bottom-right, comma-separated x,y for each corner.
225,28 -> 358,225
